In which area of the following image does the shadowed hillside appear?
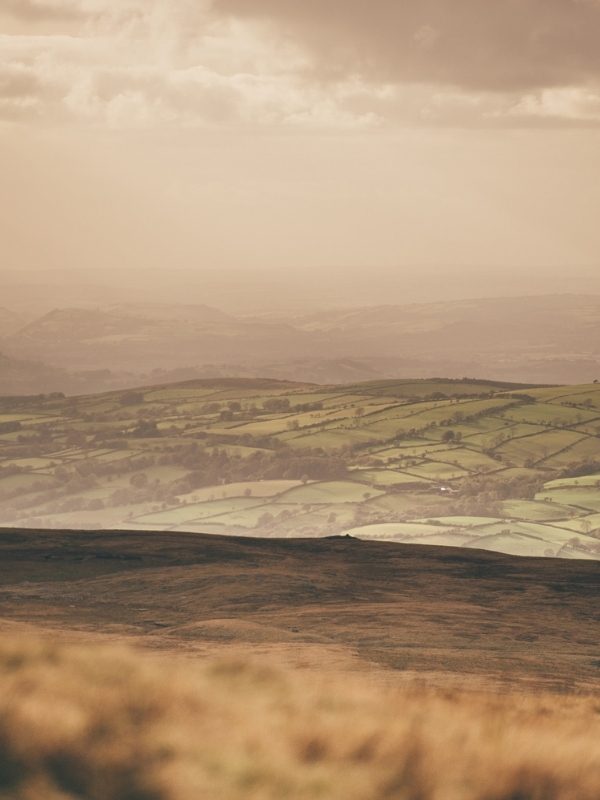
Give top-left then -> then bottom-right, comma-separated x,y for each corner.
1,530 -> 599,692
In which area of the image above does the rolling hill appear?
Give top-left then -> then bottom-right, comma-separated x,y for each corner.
4,376 -> 600,560
0,307 -> 26,338
1,529 -> 599,691
0,351 -> 76,396
2,305 -> 320,372
2,504 -> 599,797
0,351 -> 144,397
3,295 -> 600,383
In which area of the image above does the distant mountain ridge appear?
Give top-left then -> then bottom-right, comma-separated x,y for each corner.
2,304 -> 321,372
2,295 -> 600,388
0,308 -> 26,339
0,351 -> 131,397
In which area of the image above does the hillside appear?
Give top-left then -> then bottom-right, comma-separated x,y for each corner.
3,305 -> 320,372
0,351 -> 144,397
1,529 -> 599,691
0,351 -> 72,395
0,308 -> 26,338
4,295 -> 600,382
289,295 -> 600,383
5,377 -> 600,560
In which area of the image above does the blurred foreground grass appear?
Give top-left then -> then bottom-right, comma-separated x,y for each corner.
0,636 -> 599,799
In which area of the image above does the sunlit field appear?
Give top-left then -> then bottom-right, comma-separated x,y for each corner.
4,378 -> 600,560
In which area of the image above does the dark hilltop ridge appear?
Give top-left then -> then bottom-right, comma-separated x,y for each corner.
1,528 -> 599,692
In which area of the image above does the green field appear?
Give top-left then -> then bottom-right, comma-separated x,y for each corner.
350,469 -> 432,487
3,377 -> 600,559
279,481 -> 383,504
499,499 -> 574,521
535,487 -> 600,512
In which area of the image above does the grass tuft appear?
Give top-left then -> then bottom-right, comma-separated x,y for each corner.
0,637 -> 599,799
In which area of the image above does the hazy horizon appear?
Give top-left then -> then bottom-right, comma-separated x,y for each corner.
4,267 -> 600,317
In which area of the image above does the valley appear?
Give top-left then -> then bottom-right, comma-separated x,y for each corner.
4,377 -> 600,560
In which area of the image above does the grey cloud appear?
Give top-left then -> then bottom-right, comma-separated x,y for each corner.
3,0 -> 600,130
0,61 -> 68,121
214,0 -> 600,91
0,65 -> 42,98
0,0 -> 84,21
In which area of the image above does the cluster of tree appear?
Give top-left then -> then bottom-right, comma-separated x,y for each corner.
175,446 -> 347,493
3,480 -> 180,521
460,473 -> 547,501
560,398 -> 595,409
263,398 -> 292,413
442,430 -> 462,443
292,401 -> 324,413
0,463 -> 26,478
0,437 -> 352,521
196,397 -> 324,423
506,394 -> 535,403
558,461 -> 600,479
438,400 -> 520,429
0,475 -> 58,505
130,420 -> 161,437
119,392 -> 145,406
421,391 -> 497,402
0,393 -> 65,408
0,421 -> 22,434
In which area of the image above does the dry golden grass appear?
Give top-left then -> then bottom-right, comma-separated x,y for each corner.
0,637 -> 600,800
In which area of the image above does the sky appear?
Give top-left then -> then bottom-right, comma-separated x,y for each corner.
1,0 -> 600,293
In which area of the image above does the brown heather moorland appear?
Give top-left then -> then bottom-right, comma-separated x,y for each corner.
0,529 -> 600,799
0,529 -> 599,690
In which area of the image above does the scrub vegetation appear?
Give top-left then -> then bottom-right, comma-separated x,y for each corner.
1,635 -> 600,800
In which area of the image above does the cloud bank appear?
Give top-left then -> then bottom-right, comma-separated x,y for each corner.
216,0 -> 600,91
2,0 -> 600,128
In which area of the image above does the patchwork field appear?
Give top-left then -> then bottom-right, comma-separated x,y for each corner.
3,377 -> 600,559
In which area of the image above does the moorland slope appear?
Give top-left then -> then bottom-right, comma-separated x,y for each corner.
0,529 -> 598,692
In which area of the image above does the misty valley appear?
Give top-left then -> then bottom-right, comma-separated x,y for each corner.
4,294 -> 600,396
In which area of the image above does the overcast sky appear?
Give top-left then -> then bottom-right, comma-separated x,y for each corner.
2,0 -> 600,290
